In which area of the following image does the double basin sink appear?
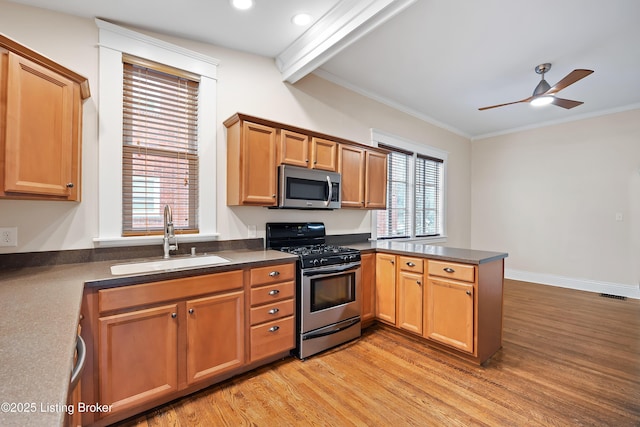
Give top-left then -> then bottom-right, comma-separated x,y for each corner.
110,254 -> 230,276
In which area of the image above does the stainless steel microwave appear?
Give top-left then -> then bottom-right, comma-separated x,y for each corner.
277,165 -> 341,209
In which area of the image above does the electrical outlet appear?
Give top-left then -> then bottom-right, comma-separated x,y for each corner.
0,227 -> 18,247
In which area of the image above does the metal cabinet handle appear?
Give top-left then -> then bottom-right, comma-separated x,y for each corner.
466,290 -> 472,296
407,262 -> 416,267
66,182 -> 74,188
189,308 -> 194,314
390,259 -> 395,264
443,267 -> 455,273
268,308 -> 280,314
269,289 -> 280,296
269,326 -> 280,332
171,312 -> 177,318
416,280 -> 422,285
69,335 -> 86,390
269,271 -> 280,277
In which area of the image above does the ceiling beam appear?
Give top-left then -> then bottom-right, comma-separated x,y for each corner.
276,0 -> 416,84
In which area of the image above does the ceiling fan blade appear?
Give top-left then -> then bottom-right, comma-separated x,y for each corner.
478,97 -> 532,111
551,97 -> 584,109
546,69 -> 593,95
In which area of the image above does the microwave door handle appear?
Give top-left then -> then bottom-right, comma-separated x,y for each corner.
325,175 -> 333,207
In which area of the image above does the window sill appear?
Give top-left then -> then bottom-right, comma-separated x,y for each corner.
370,236 -> 448,244
93,233 -> 221,248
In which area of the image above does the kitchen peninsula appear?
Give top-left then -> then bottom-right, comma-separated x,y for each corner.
0,241 -> 506,426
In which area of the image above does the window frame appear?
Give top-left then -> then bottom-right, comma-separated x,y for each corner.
94,19 -> 219,247
372,129 -> 448,242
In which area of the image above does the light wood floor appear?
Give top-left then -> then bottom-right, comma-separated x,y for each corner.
115,280 -> 640,426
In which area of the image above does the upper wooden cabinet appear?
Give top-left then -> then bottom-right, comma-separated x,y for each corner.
278,131 -> 337,171
339,145 -> 387,209
225,115 -> 278,206
0,35 -> 90,201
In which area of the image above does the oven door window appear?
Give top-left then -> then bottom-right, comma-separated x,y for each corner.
310,271 -> 356,312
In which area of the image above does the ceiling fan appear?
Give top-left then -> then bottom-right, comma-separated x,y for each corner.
478,63 -> 594,111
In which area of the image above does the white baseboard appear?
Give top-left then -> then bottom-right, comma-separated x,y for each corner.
505,268 -> 640,300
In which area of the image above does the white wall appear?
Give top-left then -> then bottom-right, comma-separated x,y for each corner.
0,2 -> 471,253
471,109 -> 640,297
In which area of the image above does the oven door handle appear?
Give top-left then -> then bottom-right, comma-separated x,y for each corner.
302,318 -> 360,341
303,263 -> 360,277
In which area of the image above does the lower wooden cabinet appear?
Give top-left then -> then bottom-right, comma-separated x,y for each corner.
98,304 -> 179,414
425,277 -> 474,353
397,270 -> 423,334
374,253 -> 396,324
360,253 -> 376,325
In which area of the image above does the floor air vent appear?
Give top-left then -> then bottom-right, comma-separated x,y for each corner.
599,293 -> 627,301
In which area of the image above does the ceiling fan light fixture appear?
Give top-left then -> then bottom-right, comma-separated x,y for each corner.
530,96 -> 554,107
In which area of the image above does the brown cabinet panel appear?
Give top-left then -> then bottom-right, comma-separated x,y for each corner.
426,277 -> 474,353
250,281 -> 295,305
375,253 -> 396,324
339,145 -> 365,208
364,150 -> 387,209
398,270 -> 423,334
0,38 -> 88,201
428,260 -> 475,283
250,316 -> 295,362
250,263 -> 295,286
186,291 -> 245,385
250,299 -> 294,325
98,304 -> 179,414
311,137 -> 337,171
360,253 -> 376,324
278,129 -> 309,167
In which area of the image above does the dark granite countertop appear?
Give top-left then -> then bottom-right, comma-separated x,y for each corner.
0,248 -> 296,427
348,241 -> 508,264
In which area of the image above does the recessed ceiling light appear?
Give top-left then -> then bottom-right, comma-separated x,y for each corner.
231,0 -> 253,10
292,13 -> 312,26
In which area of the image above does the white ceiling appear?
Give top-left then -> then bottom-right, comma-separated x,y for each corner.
8,0 -> 640,139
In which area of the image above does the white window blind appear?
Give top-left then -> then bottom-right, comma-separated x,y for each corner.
415,155 -> 443,237
122,55 -> 199,235
376,144 -> 444,240
377,147 -> 410,239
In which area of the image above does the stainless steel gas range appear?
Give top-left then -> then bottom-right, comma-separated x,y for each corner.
266,222 -> 361,359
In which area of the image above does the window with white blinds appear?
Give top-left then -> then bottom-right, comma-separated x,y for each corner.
376,144 -> 444,239
377,149 -> 410,238
122,56 -> 199,235
415,155 -> 443,237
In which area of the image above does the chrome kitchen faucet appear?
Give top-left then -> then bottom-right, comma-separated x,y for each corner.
163,204 -> 178,258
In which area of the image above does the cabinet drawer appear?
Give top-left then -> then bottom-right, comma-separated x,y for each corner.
250,263 -> 295,286
250,281 -> 295,305
250,316 -> 295,361
99,270 -> 243,313
250,299 -> 294,325
399,256 -> 424,273
428,260 -> 475,283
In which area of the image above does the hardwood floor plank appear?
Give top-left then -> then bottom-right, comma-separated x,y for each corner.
114,280 -> 640,427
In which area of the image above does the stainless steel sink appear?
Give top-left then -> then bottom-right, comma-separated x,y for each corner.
110,254 -> 230,275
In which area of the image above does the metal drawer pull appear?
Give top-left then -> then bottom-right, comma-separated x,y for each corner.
407,262 -> 416,267
269,271 -> 280,277
269,326 -> 280,332
443,267 -> 455,273
416,280 -> 422,285
171,312 -> 177,318
268,308 -> 280,314
269,289 -> 280,296
189,308 -> 194,314
466,290 -> 472,296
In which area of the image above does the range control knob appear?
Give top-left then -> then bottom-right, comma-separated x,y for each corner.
320,258 -> 328,265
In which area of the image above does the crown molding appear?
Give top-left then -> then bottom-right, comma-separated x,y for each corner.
276,0 -> 416,84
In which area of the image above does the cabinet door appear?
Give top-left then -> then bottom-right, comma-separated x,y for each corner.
311,137 -> 337,171
426,278 -> 474,353
99,304 -> 179,414
241,121 -> 277,205
4,52 -> 79,199
375,253 -> 396,324
398,271 -> 423,334
339,145 -> 365,208
279,129 -> 309,167
186,291 -> 245,385
364,150 -> 387,209
360,253 -> 376,324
